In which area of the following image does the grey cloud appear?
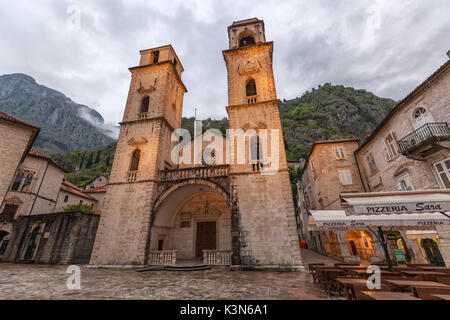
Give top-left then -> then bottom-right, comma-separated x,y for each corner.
0,0 -> 448,125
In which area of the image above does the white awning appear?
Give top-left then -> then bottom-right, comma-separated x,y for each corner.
341,190 -> 450,215
308,210 -> 450,230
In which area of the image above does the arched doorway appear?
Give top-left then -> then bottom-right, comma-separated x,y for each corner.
346,230 -> 376,262
421,238 -> 445,266
0,231 -> 10,257
23,225 -> 43,261
387,230 -> 411,264
329,231 -> 341,256
322,232 -> 331,254
151,180 -> 231,262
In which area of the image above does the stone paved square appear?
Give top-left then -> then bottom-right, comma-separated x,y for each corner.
0,250 -> 342,300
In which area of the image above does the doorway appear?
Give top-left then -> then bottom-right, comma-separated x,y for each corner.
196,221 -> 216,257
421,238 -> 445,266
23,225 -> 42,260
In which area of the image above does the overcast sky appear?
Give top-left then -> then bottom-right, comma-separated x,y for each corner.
1,0 -> 449,125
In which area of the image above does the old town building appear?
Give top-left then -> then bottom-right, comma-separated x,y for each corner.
0,111 -> 100,263
90,18 -> 302,269
297,53 -> 450,266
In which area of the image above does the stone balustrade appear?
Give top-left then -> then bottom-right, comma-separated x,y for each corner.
202,250 -> 232,265
127,171 -> 138,182
148,250 -> 177,265
246,95 -> 257,104
160,165 -> 230,182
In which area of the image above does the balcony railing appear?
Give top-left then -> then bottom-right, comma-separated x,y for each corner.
149,250 -> 177,265
202,250 -> 232,265
127,170 -> 138,182
397,122 -> 450,155
246,95 -> 257,104
138,112 -> 148,120
160,165 -> 230,182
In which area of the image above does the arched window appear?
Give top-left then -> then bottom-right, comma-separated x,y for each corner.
130,149 -> 141,171
413,107 -> 431,127
11,172 -> 24,191
21,174 -> 33,192
239,36 -> 255,47
246,79 -> 256,97
141,96 -> 150,113
250,135 -> 263,167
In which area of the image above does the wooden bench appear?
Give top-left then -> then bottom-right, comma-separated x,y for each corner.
412,286 -> 450,300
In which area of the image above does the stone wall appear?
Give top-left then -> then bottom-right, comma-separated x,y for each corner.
0,120 -> 34,207
3,211 -> 100,264
356,65 -> 450,192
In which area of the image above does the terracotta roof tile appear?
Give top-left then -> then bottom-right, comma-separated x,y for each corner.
0,110 -> 39,129
28,147 -> 66,172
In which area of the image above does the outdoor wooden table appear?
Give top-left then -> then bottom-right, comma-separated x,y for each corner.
386,279 -> 450,292
431,294 -> 450,300
418,266 -> 450,273
336,278 -> 369,299
361,291 -> 421,300
349,269 -> 400,278
400,271 -> 448,282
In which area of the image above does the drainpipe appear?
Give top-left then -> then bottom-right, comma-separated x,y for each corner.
353,150 -> 367,192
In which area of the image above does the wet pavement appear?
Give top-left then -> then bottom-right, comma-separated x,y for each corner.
0,249 -> 343,300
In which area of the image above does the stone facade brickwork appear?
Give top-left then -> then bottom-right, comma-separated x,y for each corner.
3,211 -> 100,264
90,19 -> 303,269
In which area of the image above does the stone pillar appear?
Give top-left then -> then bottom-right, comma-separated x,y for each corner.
230,186 -> 241,265
336,230 -> 360,263
435,226 -> 450,267
398,229 -> 427,264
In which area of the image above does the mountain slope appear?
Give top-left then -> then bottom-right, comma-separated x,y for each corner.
57,84 -> 396,186
0,73 -> 116,154
281,83 -> 396,159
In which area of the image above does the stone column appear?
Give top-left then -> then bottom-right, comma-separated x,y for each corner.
336,230 -> 359,263
435,226 -> 450,267
398,229 -> 427,264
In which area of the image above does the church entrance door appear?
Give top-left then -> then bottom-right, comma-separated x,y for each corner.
196,222 -> 216,258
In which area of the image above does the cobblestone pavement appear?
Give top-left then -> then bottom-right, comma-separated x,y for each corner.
0,250 -> 343,300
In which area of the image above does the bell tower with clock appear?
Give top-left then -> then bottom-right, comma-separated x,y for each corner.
223,18 -> 303,268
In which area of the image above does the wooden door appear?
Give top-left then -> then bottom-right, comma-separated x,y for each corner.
196,222 -> 216,257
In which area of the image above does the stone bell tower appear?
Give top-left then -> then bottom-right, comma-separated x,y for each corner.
223,18 -> 303,269
90,45 -> 187,265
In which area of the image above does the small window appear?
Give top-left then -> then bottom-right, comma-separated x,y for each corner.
384,133 -> 398,160
435,158 -> 450,189
367,153 -> 377,173
79,200 -> 83,204
21,174 -> 33,192
334,147 -> 345,159
64,195 -> 69,203
140,96 -> 149,113
11,172 -> 24,191
250,136 -> 262,161
310,160 -> 315,172
246,79 -> 257,97
130,149 -> 141,171
397,174 -> 413,191
338,169 -> 353,185
152,51 -> 160,64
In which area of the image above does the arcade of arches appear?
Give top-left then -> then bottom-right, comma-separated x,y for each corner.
313,228 -> 446,266
150,183 -> 231,261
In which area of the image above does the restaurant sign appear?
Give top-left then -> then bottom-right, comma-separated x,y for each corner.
317,219 -> 450,228
353,201 -> 450,214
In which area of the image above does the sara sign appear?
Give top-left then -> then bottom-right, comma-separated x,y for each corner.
317,219 -> 450,228
354,201 -> 450,214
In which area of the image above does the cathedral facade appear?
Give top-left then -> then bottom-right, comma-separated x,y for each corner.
90,18 -> 303,270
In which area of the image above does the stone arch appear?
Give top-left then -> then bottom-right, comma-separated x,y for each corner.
153,179 -> 230,214
238,30 -> 256,47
